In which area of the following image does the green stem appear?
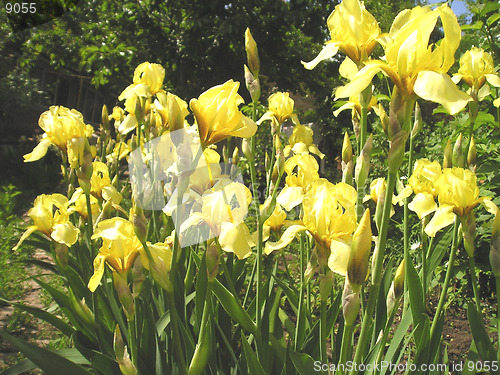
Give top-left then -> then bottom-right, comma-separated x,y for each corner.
127,315 -> 138,370
84,191 -> 94,240
349,172 -> 397,374
373,302 -> 398,375
468,256 -> 482,314
320,300 -> 328,364
295,233 -> 306,351
496,276 -> 500,361
167,290 -> 187,375
338,323 -> 353,375
430,220 -> 459,341
188,280 -> 214,375
403,125 -> 415,311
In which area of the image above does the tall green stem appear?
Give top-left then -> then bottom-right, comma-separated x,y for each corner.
403,134 -> 415,310
127,315 -> 138,370
320,300 -> 328,364
430,220 -> 459,341
338,323 -> 353,375
167,290 -> 187,375
468,256 -> 482,314
349,172 -> 397,374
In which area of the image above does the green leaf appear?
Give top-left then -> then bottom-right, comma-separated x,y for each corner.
480,2 -> 500,16
461,21 -> 483,30
212,280 -> 258,337
0,330 -> 92,375
289,347 -> 326,375
487,12 -> 500,26
0,298 -> 74,337
241,332 -> 266,375
467,303 -> 496,362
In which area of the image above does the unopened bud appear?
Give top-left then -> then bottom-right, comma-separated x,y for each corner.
232,147 -> 239,165
69,289 -> 95,327
242,138 -> 253,163
113,271 -> 135,319
114,325 -> 138,375
377,104 -> 389,138
467,136 -> 476,172
342,160 -> 354,186
388,131 -> 409,173
319,270 -> 334,302
54,243 -> 68,270
490,212 -> 500,277
76,148 -> 93,195
102,105 -> 110,131
443,139 -> 453,169
206,242 -> 220,280
342,132 -> 353,163
168,93 -> 184,132
355,134 -> 373,188
304,251 -> 318,284
342,280 -> 360,326
393,259 -> 405,298
131,256 -> 146,295
388,89 -> 405,140
347,209 -> 372,289
461,211 -> 476,258
260,196 -> 276,224
411,102 -> 423,139
244,65 -> 261,103
132,205 -> 148,244
453,133 -> 464,168
245,28 -> 260,77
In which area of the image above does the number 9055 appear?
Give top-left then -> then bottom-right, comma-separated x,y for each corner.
5,2 -> 36,14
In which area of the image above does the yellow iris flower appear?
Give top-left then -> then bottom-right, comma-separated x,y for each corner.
24,106 -> 94,164
335,4 -> 471,115
283,123 -> 325,159
190,80 -> 257,147
452,47 -> 500,100
302,0 -> 382,68
425,168 -> 497,237
266,179 -> 357,276
88,218 -> 144,292
90,161 -> 122,203
14,194 -> 79,250
277,153 -> 320,211
392,159 -> 442,219
258,92 -> 295,125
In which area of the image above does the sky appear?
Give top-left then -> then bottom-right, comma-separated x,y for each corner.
450,0 -> 468,17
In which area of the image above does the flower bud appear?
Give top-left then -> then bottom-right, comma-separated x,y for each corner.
388,89 -> 405,140
342,132 -> 353,164
411,102 -> 423,139
114,325 -> 138,375
342,279 -> 360,326
113,271 -> 135,319
443,139 -> 453,169
232,147 -> 239,165
461,211 -> 476,258
453,133 -> 464,168
490,212 -> 500,277
132,205 -> 148,244
342,160 -> 354,186
319,270 -> 334,302
206,241 -> 220,280
304,251 -> 318,284
54,243 -> 68,270
347,209 -> 372,290
102,104 -> 110,131
386,259 -> 405,313
388,131 -> 409,173
76,149 -> 93,195
467,136 -> 476,172
377,104 -> 389,138
131,256 -> 146,295
245,28 -> 260,77
69,289 -> 95,328
355,134 -> 373,188
244,65 -> 261,103
241,138 -> 253,163
169,93 -> 184,132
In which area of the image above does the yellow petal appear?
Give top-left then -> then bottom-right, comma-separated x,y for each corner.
424,205 -> 455,237
88,254 -> 106,292
13,226 -> 38,251
486,74 -> 500,88
413,71 -> 471,115
328,239 -> 351,276
277,186 -> 304,211
392,186 -> 413,205
264,224 -> 307,255
118,114 -> 138,135
408,192 -> 437,219
335,63 -> 383,99
23,138 -> 52,162
218,222 -> 254,260
302,42 -> 340,70
51,222 -> 79,246
339,57 -> 358,80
